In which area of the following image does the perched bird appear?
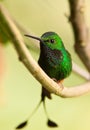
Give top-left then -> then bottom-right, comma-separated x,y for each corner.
16,32 -> 72,129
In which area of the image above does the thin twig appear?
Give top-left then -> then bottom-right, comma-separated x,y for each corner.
0,3 -> 90,98
14,20 -> 40,49
72,61 -> 90,80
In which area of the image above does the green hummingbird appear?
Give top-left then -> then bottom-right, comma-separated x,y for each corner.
16,32 -> 72,129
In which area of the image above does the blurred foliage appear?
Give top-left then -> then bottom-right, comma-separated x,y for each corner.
0,25 -> 9,44
0,5 -> 10,44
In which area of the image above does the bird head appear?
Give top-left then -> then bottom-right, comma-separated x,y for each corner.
25,31 -> 65,50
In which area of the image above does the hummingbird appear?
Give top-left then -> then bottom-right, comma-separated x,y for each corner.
16,32 -> 72,129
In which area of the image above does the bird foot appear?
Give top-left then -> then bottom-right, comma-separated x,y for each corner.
52,78 -> 64,90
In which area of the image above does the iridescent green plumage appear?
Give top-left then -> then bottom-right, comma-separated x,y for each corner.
39,32 -> 72,81
16,32 -> 72,129
39,32 -> 72,99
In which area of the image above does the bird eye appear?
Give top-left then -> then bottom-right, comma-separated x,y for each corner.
43,39 -> 55,44
50,39 -> 55,44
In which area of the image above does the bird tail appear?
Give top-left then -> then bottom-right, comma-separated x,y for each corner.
15,86 -> 58,129
41,86 -> 52,101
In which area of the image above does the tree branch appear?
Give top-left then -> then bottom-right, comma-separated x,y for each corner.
68,0 -> 90,72
0,3 -> 63,95
0,3 -> 90,98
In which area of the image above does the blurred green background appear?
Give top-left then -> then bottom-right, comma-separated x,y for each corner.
0,0 -> 90,130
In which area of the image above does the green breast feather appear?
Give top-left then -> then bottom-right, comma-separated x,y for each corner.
38,44 -> 72,80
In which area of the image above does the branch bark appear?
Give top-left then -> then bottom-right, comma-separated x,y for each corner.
0,3 -> 90,98
68,0 -> 90,72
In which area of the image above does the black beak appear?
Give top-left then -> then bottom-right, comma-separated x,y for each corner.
24,34 -> 42,42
